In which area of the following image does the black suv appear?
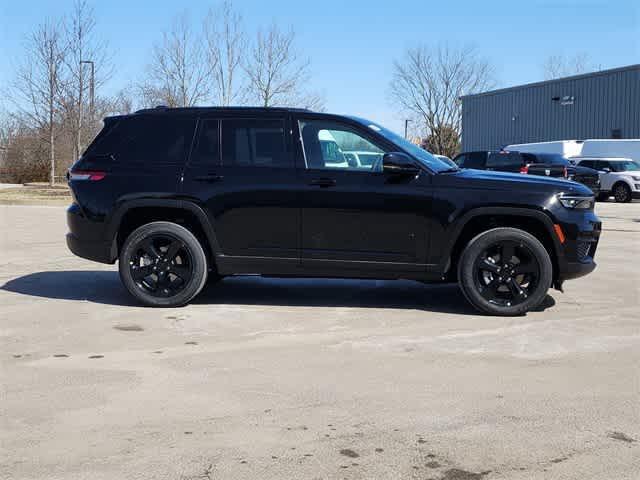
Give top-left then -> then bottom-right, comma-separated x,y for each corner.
453,151 -> 601,195
67,107 -> 601,315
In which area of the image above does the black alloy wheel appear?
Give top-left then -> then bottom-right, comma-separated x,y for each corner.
119,222 -> 208,307
129,234 -> 193,297
472,240 -> 540,308
458,228 -> 553,316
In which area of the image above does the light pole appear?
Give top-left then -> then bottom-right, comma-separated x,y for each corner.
80,60 -> 95,118
404,119 -> 412,139
78,60 -> 95,158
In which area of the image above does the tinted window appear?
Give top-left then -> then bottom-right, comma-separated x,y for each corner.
453,154 -> 467,166
535,153 -> 570,165
486,152 -> 522,168
89,115 -> 196,164
457,152 -> 487,168
299,120 -> 385,172
610,160 -> 640,172
222,119 -> 289,168
191,119 -> 220,165
579,160 -> 595,169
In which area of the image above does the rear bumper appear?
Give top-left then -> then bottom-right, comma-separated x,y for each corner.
66,233 -> 114,264
66,203 -> 115,264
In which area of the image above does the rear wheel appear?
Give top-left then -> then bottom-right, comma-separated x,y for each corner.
458,228 -> 553,316
119,222 -> 208,307
613,183 -> 632,203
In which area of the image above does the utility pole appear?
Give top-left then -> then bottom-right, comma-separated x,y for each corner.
78,60 -> 95,157
404,119 -> 412,139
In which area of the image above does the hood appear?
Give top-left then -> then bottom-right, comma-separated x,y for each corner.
445,168 -> 593,196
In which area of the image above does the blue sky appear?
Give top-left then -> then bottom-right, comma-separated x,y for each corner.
1,0 -> 638,132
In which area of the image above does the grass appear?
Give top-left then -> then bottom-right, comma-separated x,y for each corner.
0,185 -> 72,205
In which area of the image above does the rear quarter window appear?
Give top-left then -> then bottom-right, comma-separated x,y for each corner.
86,115 -> 197,165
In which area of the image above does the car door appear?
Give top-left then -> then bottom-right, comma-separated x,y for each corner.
181,114 -> 299,274
295,116 -> 431,274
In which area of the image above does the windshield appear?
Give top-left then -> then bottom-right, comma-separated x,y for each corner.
611,160 -> 640,172
349,116 -> 456,172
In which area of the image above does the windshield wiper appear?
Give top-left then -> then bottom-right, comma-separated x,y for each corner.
438,167 -> 460,173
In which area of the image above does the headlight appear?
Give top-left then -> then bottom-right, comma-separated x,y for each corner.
632,176 -> 640,181
558,195 -> 594,209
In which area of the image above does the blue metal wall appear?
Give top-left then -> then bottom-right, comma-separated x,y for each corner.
461,65 -> 640,151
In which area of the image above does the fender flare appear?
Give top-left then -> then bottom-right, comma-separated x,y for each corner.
440,206 -> 562,272
105,198 -> 222,262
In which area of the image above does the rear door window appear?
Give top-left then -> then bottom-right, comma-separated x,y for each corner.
190,119 -> 220,165
222,118 -> 291,168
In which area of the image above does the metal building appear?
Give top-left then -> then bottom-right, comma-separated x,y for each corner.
460,64 -> 640,151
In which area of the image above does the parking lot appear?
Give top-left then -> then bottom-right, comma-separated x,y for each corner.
1,202 -> 639,480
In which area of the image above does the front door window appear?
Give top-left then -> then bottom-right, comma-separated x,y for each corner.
299,120 -> 385,172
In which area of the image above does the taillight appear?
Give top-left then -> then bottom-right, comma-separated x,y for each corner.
68,170 -> 106,181
563,166 -> 568,178
520,164 -> 529,174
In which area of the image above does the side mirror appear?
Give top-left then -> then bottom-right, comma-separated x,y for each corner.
601,167 -> 611,173
382,152 -> 420,176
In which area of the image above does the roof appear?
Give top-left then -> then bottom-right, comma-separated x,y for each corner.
461,64 -> 640,100
133,105 -> 313,115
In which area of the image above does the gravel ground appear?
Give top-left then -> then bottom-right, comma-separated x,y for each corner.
1,202 -> 639,480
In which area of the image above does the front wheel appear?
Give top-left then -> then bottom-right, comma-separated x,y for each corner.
458,228 -> 553,316
119,222 -> 208,307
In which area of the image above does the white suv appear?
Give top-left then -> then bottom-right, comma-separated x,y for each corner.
573,157 -> 640,203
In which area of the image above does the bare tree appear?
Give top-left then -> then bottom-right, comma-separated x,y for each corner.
62,0 -> 113,159
11,19 -> 66,185
143,12 -> 213,108
542,52 -> 601,80
204,1 -> 246,106
244,24 -> 323,108
389,44 -> 494,158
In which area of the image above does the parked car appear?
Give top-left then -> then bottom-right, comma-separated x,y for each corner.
453,151 -> 600,194
506,140 -> 584,158
578,139 -> 640,164
506,139 -> 640,164
67,107 -> 600,315
572,157 -> 640,202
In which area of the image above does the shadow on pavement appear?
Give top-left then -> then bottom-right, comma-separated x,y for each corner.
1,270 -> 555,316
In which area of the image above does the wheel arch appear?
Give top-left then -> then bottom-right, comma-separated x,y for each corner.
443,207 -> 561,282
611,179 -> 632,192
106,199 -> 221,267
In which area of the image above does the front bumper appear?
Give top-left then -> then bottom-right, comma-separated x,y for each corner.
555,209 -> 601,282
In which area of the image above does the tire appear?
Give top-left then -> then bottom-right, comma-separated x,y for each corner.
596,192 -> 610,202
613,182 -> 632,203
458,227 -> 553,316
119,221 -> 208,307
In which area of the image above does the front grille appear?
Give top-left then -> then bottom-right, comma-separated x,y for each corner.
576,241 -> 592,260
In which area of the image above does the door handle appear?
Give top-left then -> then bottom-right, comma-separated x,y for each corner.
309,178 -> 336,188
194,174 -> 224,183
